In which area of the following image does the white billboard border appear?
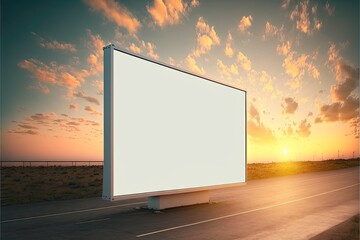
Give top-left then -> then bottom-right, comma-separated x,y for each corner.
103,44 -> 247,201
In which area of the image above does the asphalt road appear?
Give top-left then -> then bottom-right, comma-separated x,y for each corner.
1,167 -> 359,240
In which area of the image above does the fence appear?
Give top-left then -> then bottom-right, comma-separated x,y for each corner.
0,161 -> 104,167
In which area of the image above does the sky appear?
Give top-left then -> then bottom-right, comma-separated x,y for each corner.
1,0 -> 359,163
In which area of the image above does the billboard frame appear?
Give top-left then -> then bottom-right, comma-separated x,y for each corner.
103,44 -> 247,201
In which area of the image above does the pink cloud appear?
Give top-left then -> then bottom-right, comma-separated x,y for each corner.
8,129 -> 38,135
74,92 -> 100,105
18,124 -> 38,130
84,106 -> 102,116
32,32 -> 77,52
86,30 -> 106,75
141,41 -> 159,60
147,0 -> 198,27
69,104 -> 79,111
84,0 -> 141,34
19,59 -> 88,97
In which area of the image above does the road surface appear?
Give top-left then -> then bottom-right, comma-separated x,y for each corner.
1,167 -> 359,240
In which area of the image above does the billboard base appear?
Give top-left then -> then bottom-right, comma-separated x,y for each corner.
147,191 -> 209,210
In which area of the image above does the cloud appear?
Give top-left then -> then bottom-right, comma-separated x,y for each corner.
238,15 -> 253,33
314,117 -> 322,123
86,30 -> 106,75
224,32 -> 234,58
237,52 -> 252,71
283,125 -> 294,137
246,70 -> 275,93
185,55 -> 205,75
60,72 -> 82,95
19,59 -> 57,84
147,0 -> 198,27
191,0 -> 199,7
297,119 -> 311,137
282,97 -> 298,114
8,129 -> 38,135
92,80 -> 104,95
249,104 -> 260,124
262,22 -> 284,41
282,51 -> 319,90
18,124 -> 38,130
330,64 -> 359,101
27,113 -> 57,128
19,58 -> 87,97
283,52 -> 307,78
67,121 -> 81,126
84,106 -> 102,116
193,17 -> 220,57
129,43 -> 141,54
32,32 -> 77,52
84,0 -> 141,34
317,54 -> 359,138
141,41 -> 159,60
217,59 -> 238,80
289,0 -> 322,35
69,104 -> 79,111
325,2 -> 335,16
327,43 -> 353,82
168,57 -> 176,66
18,31 -> 103,97
319,97 -> 359,122
267,21 -> 320,90
248,104 -> 276,144
281,0 -> 291,9
7,111 -> 102,139
277,41 -> 291,56
29,82 -> 50,95
74,92 -> 100,105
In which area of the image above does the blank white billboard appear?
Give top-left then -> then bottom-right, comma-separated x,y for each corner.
103,45 -> 246,200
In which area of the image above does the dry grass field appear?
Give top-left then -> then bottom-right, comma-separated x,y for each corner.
1,159 -> 359,206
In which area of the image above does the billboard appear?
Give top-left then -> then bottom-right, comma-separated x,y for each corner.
103,45 -> 246,200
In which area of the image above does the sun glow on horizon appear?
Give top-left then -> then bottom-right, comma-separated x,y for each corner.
282,148 -> 288,156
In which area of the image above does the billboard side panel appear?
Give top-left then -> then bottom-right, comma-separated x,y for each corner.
110,48 -> 246,199
102,45 -> 113,200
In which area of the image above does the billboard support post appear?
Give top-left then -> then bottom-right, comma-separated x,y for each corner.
147,191 -> 209,210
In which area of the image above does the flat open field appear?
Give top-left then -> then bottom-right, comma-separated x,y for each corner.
1,159 -> 359,206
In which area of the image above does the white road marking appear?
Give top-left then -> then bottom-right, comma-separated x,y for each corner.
136,183 -> 359,238
75,218 -> 111,225
1,201 -> 146,223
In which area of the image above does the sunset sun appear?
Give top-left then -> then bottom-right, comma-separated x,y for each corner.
282,148 -> 288,156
